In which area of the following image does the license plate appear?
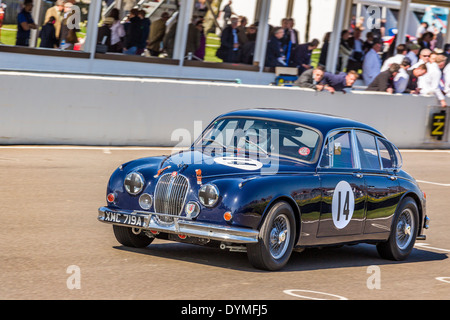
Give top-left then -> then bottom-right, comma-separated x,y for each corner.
104,211 -> 145,227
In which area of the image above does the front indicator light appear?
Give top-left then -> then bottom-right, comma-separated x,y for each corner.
224,212 -> 233,221
107,193 -> 115,203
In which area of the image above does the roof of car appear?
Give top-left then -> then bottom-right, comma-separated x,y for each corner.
217,108 -> 384,138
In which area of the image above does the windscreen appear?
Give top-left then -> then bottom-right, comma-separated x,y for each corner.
195,117 -> 321,163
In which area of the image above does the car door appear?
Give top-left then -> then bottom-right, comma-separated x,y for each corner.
316,130 -> 367,237
356,133 -> 401,234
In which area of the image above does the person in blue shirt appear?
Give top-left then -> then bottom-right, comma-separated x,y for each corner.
289,39 -> 320,75
320,70 -> 359,93
16,0 -> 37,46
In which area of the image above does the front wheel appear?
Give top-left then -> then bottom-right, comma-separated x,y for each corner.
247,201 -> 296,271
376,197 -> 419,261
113,225 -> 154,248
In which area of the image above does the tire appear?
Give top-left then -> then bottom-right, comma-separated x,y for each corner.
113,225 -> 154,248
376,197 -> 419,261
247,201 -> 296,271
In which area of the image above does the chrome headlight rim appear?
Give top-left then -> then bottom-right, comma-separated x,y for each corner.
198,184 -> 220,207
124,172 -> 145,195
139,193 -> 153,210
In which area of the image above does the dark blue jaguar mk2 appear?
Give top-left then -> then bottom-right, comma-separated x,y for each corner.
98,109 -> 429,271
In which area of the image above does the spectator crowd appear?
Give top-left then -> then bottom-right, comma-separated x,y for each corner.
290,19 -> 450,107
11,0 -> 450,106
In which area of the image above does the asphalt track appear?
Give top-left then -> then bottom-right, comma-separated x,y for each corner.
0,146 -> 449,301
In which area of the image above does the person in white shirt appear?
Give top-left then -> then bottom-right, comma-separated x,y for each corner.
394,57 -> 411,93
418,53 -> 447,107
442,62 -> 450,97
381,44 -> 408,72
362,41 -> 382,86
409,48 -> 431,70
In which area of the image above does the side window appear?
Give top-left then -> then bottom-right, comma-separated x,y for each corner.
377,138 -> 401,169
320,131 -> 354,169
355,131 -> 381,170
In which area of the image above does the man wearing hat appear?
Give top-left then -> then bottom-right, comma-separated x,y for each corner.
406,43 -> 420,66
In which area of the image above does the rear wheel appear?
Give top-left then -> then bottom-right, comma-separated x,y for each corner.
113,225 -> 154,248
247,201 -> 296,271
376,197 -> 419,260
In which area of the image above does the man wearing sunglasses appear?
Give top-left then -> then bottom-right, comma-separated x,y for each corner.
409,48 -> 431,70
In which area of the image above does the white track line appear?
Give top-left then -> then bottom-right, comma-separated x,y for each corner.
415,243 -> 450,253
416,180 -> 450,187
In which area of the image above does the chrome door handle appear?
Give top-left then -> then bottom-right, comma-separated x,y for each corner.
389,176 -> 397,181
354,173 -> 363,179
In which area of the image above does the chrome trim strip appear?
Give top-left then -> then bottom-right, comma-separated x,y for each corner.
98,207 -> 259,244
350,129 -> 362,170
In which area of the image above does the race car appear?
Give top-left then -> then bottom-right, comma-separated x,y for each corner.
98,108 -> 429,270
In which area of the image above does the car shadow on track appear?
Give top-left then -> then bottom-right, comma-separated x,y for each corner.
113,240 -> 448,272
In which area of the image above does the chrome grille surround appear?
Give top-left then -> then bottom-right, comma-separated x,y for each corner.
154,173 -> 189,225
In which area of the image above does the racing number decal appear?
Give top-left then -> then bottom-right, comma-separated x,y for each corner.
332,181 -> 355,229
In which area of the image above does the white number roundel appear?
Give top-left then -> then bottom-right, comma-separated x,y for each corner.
332,181 -> 355,229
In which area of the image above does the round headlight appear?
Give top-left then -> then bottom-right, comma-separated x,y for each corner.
139,193 -> 153,210
198,184 -> 219,207
124,172 -> 144,195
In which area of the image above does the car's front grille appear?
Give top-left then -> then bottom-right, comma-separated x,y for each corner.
154,173 -> 189,224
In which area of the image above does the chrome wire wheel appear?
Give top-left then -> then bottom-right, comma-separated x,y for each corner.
269,214 -> 291,260
247,201 -> 296,271
377,197 -> 419,261
396,208 -> 415,250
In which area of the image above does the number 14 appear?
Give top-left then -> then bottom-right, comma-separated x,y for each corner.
337,191 -> 350,221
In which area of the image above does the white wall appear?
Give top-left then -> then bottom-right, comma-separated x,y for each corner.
0,71 -> 448,149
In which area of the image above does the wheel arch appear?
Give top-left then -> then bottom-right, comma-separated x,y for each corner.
398,191 -> 424,232
260,195 -> 302,246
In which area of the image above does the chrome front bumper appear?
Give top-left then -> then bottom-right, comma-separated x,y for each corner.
98,207 -> 259,244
